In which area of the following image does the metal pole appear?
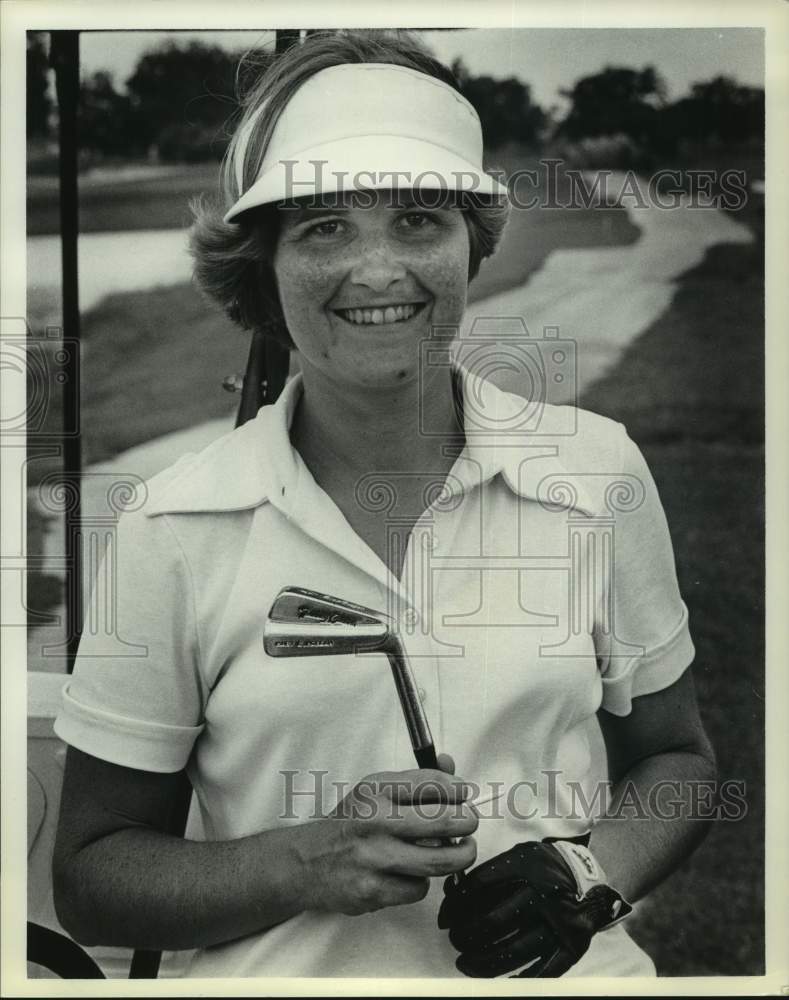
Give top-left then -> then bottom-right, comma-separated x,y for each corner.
49,31 -> 82,672
275,29 -> 301,54
267,28 -> 302,399
235,29 -> 298,427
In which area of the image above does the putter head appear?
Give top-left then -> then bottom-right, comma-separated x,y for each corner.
264,586 -> 395,657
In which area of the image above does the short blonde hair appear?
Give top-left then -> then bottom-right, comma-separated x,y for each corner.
190,30 -> 511,349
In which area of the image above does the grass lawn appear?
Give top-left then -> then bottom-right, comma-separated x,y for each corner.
79,287 -> 245,464
580,204 -> 764,974
26,163 -> 222,236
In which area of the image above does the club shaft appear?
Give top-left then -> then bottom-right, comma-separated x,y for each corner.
385,649 -> 460,879
385,649 -> 435,758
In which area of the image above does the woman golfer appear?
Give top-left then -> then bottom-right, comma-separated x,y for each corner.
53,30 -> 716,978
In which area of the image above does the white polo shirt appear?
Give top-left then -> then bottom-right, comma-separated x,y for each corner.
55,368 -> 694,979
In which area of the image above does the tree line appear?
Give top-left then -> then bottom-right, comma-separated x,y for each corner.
27,32 -> 764,169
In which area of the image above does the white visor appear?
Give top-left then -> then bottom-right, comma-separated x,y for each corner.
224,62 -> 509,222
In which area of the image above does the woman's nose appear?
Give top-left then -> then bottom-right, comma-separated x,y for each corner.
348,245 -> 407,293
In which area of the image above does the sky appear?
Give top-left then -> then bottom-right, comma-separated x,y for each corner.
77,27 -> 764,110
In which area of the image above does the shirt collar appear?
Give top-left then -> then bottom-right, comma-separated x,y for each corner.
145,366 -> 597,518
452,366 -> 598,514
144,374 -> 302,517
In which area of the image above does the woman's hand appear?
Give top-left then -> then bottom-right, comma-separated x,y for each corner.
438,838 -> 631,978
437,670 -> 717,978
296,766 -> 478,917
54,749 -> 475,950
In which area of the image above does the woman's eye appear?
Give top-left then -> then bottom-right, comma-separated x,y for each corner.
306,219 -> 345,237
400,212 -> 435,230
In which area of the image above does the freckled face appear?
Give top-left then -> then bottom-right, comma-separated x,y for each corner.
272,190 -> 470,388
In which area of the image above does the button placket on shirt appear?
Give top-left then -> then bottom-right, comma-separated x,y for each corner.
281,447 -> 468,769
393,481 -> 467,762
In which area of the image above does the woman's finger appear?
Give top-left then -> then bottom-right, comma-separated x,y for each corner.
456,925 -> 553,978
512,941 -> 575,979
361,769 -> 471,805
447,884 -> 541,951
376,873 -> 431,909
440,840 -> 537,903
373,835 -> 478,878
382,801 -> 479,842
439,876 -> 529,929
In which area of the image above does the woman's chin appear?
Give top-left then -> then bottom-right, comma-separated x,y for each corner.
300,351 -> 423,391
352,364 -> 421,390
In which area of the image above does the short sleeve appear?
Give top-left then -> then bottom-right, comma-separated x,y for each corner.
594,426 -> 695,716
53,509 -> 206,772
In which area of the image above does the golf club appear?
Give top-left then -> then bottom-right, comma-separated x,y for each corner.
264,586 -> 467,883
264,585 -> 438,768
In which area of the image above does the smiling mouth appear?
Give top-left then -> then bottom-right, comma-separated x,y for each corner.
333,303 -> 427,326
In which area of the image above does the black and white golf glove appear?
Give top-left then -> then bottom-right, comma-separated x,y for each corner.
438,837 -> 632,978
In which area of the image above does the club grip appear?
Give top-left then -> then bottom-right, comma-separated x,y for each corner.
412,742 -> 462,879
414,745 -> 440,770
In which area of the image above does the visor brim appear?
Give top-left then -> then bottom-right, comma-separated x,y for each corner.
224,134 -> 509,223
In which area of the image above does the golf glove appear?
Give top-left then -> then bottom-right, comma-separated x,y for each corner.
437,837 -> 632,978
